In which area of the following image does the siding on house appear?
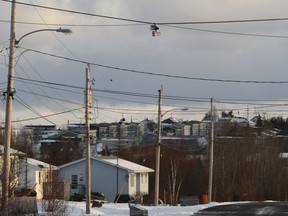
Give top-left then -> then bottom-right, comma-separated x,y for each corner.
18,157 -> 57,200
59,156 -> 153,202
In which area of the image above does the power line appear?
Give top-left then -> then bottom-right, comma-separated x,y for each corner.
14,76 -> 288,108
15,96 -> 57,125
165,24 -> 288,39
19,48 -> 288,84
0,19 -> 145,27
10,106 -> 84,123
14,76 -> 84,96
2,19 -> 288,39
13,74 -> 185,107
3,0 -> 288,26
158,18 -> 288,25
18,89 -> 84,106
1,0 -> 152,24
15,53 -> 78,122
14,75 -> 84,90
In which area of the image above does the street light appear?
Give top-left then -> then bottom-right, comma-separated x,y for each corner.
2,2 -> 72,212
161,107 -> 189,118
15,28 -> 72,45
154,86 -> 189,205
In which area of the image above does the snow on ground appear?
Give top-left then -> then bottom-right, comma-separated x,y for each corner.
38,201 -> 219,216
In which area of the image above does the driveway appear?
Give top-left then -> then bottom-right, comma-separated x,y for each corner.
194,202 -> 288,215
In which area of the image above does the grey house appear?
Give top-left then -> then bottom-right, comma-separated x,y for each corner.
59,156 -> 154,202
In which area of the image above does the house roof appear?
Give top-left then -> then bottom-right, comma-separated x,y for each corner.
0,145 -> 55,169
26,157 -> 56,169
99,156 -> 154,173
59,156 -> 154,174
162,117 -> 179,124
0,145 -> 25,156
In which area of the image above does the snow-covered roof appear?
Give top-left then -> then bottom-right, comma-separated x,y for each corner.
100,157 -> 154,173
231,117 -> 249,124
40,139 -> 56,143
0,145 -> 25,155
59,156 -> 154,174
26,157 -> 56,169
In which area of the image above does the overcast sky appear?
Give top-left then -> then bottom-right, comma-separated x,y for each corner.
1,0 -> 288,127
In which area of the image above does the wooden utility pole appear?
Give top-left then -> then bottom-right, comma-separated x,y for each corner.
2,0 -> 16,213
86,64 -> 91,214
208,98 -> 214,203
155,86 -> 162,206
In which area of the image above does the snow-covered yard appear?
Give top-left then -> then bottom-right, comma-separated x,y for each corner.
38,201 -> 217,216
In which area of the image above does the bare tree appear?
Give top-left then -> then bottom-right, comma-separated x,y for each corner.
166,157 -> 186,205
40,138 -> 84,166
41,169 -> 69,216
213,122 -> 288,201
160,143 -> 189,205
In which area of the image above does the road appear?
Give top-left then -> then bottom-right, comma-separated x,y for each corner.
195,202 -> 288,215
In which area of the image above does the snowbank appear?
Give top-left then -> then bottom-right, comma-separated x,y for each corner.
38,201 -> 218,216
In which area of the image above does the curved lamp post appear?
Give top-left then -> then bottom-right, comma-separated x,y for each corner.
2,3 -> 72,211
154,87 -> 189,206
161,107 -> 189,118
15,28 -> 72,45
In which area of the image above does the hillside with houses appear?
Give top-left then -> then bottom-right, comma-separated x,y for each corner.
1,112 -> 288,213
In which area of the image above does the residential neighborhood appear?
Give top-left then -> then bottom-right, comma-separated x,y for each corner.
0,113 -> 287,209
2,1 -> 288,215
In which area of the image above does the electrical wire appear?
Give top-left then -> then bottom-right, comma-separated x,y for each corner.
10,106 -> 84,123
1,0 -> 152,24
18,89 -> 84,106
3,0 -> 288,26
19,48 -> 288,84
0,19 -> 145,27
15,53 -> 78,121
2,19 -> 288,39
14,77 -> 84,96
15,96 -> 57,125
14,76 -> 288,110
165,24 -> 288,39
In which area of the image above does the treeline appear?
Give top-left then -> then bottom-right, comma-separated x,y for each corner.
265,116 -> 288,135
121,118 -> 288,204
214,123 -> 288,201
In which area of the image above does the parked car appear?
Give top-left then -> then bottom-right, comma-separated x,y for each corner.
91,192 -> 105,201
114,194 -> 134,203
70,193 -> 85,201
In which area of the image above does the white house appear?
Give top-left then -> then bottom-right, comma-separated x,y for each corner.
59,156 -> 154,202
17,157 -> 57,200
0,145 -> 56,200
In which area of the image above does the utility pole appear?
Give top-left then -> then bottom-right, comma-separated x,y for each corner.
85,64 -> 91,214
155,85 -> 162,206
208,98 -> 214,203
2,0 -> 16,213
247,105 -> 249,121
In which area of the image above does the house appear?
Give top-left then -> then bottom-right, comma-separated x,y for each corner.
58,156 -> 154,202
17,157 -> 58,200
162,117 -> 191,137
0,146 -> 24,198
23,125 -> 58,143
0,145 -> 57,200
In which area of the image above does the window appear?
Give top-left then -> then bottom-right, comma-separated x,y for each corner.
38,172 -> 41,185
141,173 -> 144,184
71,174 -> 78,189
130,174 -> 135,187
